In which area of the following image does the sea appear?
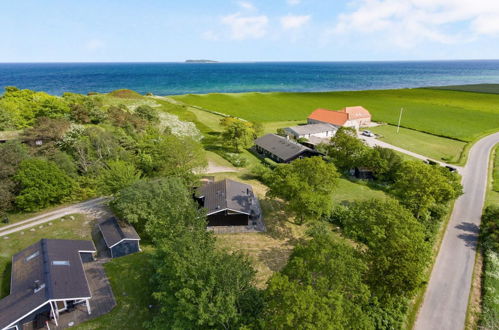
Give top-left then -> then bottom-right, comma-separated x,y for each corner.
1,60 -> 499,96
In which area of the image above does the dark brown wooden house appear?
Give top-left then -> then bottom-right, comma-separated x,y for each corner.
196,179 -> 259,226
254,134 -> 320,163
0,239 -> 96,330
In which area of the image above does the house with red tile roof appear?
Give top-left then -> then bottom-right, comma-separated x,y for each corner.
307,106 -> 371,129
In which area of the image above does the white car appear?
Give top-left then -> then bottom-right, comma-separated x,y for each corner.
362,130 -> 375,137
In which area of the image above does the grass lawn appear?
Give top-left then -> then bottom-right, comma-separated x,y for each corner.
76,247 -> 155,330
370,125 -> 467,163
173,89 -> 499,142
0,214 -> 93,298
262,120 -> 305,134
332,178 -> 388,204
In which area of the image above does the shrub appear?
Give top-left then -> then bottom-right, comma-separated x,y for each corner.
223,152 -> 248,167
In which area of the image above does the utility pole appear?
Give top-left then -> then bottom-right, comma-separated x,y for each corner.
397,107 -> 404,133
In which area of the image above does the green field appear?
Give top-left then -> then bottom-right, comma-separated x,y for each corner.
428,84 -> 499,94
0,214 -> 93,297
173,89 -> 499,142
370,125 -> 467,163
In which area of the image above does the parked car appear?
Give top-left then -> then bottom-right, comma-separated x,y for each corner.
423,159 -> 438,166
445,165 -> 457,172
362,130 -> 375,137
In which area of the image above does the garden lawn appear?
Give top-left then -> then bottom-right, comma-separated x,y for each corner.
370,125 -> 467,163
0,214 -> 93,297
173,89 -> 499,142
332,178 -> 388,205
76,246 -> 155,330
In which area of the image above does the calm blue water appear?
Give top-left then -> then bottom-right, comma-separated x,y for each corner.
0,61 -> 499,95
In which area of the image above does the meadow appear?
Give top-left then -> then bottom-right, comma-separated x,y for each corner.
428,84 -> 499,94
173,88 -> 499,142
370,125 -> 467,163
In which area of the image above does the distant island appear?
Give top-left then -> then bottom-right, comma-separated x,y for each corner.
185,59 -> 218,63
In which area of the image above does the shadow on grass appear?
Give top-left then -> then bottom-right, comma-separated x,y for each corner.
1,262 -> 11,298
258,246 -> 293,273
260,198 -> 304,247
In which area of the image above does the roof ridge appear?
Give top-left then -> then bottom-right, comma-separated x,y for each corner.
41,239 -> 53,299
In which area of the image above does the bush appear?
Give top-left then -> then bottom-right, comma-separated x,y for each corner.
14,158 -> 75,211
223,152 -> 248,167
263,157 -> 278,168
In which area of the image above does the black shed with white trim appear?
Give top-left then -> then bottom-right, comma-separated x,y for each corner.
98,217 -> 140,258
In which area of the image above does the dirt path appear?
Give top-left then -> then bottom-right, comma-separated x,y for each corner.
0,197 -> 110,237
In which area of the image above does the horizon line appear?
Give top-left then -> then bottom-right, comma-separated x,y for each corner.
1,59 -> 499,64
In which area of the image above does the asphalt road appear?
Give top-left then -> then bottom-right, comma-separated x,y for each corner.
0,197 -> 110,237
415,132 -> 499,330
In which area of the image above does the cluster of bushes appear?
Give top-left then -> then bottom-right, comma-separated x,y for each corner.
480,206 -> 499,329
0,87 -> 206,215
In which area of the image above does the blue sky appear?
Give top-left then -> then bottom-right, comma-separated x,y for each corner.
1,0 -> 499,62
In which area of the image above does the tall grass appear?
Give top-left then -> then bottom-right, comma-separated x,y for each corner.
481,250 -> 499,329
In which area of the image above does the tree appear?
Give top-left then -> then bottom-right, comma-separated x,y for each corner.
392,161 -> 462,220
98,160 -> 142,194
69,126 -> 130,175
332,199 -> 431,299
368,146 -> 403,182
262,231 -> 373,329
64,93 -> 106,124
0,141 -> 29,214
135,104 -> 159,123
14,158 -> 74,211
107,104 -> 147,132
481,206 -> 499,252
151,233 -> 259,329
137,129 -> 206,183
221,119 -> 256,152
110,177 -> 205,239
325,127 -> 368,172
267,157 -> 339,223
0,87 -> 71,128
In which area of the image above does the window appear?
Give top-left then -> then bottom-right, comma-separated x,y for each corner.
52,260 -> 70,266
25,251 -> 40,262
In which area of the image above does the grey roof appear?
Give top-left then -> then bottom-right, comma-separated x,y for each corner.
254,134 -> 315,162
284,123 -> 337,137
99,217 -> 140,248
197,179 -> 253,215
0,239 -> 96,330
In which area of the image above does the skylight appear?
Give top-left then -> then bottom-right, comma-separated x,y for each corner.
25,251 -> 40,262
52,260 -> 70,266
